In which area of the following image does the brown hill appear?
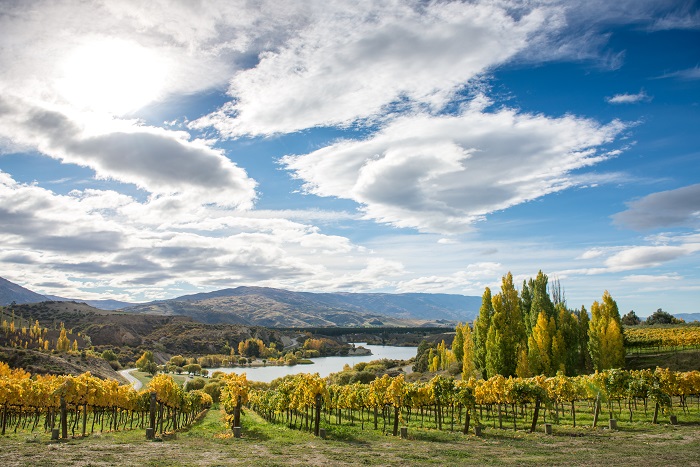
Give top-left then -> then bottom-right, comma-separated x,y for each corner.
6,301 -> 287,364
123,287 -> 454,327
0,346 -> 126,382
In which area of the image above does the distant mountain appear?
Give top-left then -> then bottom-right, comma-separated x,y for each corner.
43,295 -> 136,310
1,276 -> 481,328
0,276 -> 47,305
0,277 -> 136,310
675,313 -> 700,323
123,286 -> 481,327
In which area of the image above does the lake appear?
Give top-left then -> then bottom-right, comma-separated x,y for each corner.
208,344 -> 417,382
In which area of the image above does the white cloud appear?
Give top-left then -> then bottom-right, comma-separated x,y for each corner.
604,245 -> 691,270
396,262 -> 503,293
192,1 -> 553,137
565,232 -> 700,276
0,97 -> 257,209
613,184 -> 700,229
0,0 -> 307,113
606,90 -> 652,104
622,273 -> 682,283
283,104 -> 626,234
578,248 -> 607,260
0,171 -> 401,300
437,238 -> 459,245
655,66 -> 700,80
649,9 -> 700,31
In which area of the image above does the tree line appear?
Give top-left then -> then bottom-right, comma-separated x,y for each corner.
417,271 -> 625,379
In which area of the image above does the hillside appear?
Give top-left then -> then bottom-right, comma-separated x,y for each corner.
0,276 -> 46,304
0,346 -> 126,381
0,276 -> 136,309
676,313 -> 700,323
126,286 -> 480,327
1,277 -> 481,327
6,301 -> 286,363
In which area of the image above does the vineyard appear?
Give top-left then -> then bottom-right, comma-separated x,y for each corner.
221,368 -> 700,437
1,363 -> 700,466
624,325 -> 700,352
0,363 -> 211,438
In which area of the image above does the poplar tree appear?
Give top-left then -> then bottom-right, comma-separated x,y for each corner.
56,325 -> 70,352
461,323 -> 477,380
486,272 -> 526,377
520,280 -> 532,333
528,271 -> 555,332
577,306 -> 593,373
473,287 -> 493,379
452,323 -> 465,365
555,305 -> 580,376
588,291 -> 625,370
515,347 -> 531,378
528,311 -> 554,375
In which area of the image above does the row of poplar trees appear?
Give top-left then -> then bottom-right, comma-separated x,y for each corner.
457,271 -> 624,380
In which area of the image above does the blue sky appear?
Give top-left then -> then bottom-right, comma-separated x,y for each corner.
0,1 -> 698,316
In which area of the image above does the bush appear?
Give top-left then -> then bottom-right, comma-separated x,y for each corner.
185,378 -> 206,392
101,349 -> 118,361
350,370 -> 377,384
203,382 -> 222,403
353,362 -> 367,371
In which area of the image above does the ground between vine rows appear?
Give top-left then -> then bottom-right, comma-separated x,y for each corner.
1,406 -> 699,466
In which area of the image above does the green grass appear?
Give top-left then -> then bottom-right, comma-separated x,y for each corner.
130,370 -> 188,388
626,348 -> 700,371
1,403 -> 699,466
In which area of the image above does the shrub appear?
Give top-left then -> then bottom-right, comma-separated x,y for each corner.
185,378 -> 206,392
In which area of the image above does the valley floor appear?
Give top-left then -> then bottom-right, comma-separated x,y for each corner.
1,406 -> 699,466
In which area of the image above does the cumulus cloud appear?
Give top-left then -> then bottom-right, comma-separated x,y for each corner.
613,184 -> 700,229
1,0 -> 696,304
0,97 -> 256,209
606,90 -> 652,104
396,262 -> 503,293
566,232 -> 700,277
192,1 -> 552,136
283,103 -> 626,233
0,171 -> 407,300
0,0 -> 309,112
604,245 -> 691,270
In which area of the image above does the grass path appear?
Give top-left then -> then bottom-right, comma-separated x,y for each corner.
1,406 -> 699,466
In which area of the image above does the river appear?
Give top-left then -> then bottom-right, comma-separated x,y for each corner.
207,344 -> 417,382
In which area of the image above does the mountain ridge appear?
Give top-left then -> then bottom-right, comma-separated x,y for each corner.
0,277 -> 481,327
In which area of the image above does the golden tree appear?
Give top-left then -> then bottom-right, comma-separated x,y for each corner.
588,291 -> 625,370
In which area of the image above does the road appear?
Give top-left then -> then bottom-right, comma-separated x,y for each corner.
118,368 -> 142,390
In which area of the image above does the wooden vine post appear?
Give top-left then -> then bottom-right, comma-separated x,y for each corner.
463,406 -> 471,435
146,392 -> 156,439
314,393 -> 322,437
82,404 -> 88,437
233,395 -> 242,430
60,395 -> 68,439
652,402 -> 660,424
530,397 -> 541,433
393,405 -> 400,436
592,394 -> 601,428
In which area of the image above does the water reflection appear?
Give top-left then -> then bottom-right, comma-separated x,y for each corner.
207,344 -> 417,382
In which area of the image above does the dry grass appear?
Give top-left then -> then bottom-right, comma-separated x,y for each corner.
1,406 -> 700,467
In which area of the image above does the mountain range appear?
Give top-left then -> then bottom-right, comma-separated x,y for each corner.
0,276 -> 481,327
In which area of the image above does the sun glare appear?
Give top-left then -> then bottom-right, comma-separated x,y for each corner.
56,38 -> 168,115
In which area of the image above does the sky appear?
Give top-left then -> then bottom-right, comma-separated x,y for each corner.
0,0 -> 699,317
